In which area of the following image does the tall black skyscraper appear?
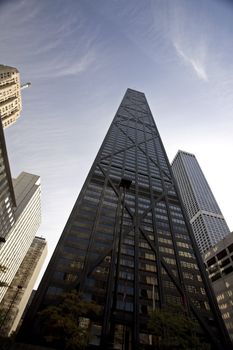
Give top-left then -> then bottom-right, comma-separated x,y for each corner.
0,117 -> 16,241
20,89 -> 231,349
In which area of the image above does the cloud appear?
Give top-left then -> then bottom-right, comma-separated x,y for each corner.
163,0 -> 209,82
27,50 -> 96,79
0,0 -> 100,80
173,41 -> 208,82
51,51 -> 96,78
58,52 -> 95,76
111,1 -> 210,81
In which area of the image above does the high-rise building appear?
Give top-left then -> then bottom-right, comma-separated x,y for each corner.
203,232 -> 233,343
0,172 -> 41,303
0,68 -> 44,339
19,89 -> 231,349
0,118 -> 16,241
0,236 -> 47,336
0,64 -> 22,129
171,151 -> 230,254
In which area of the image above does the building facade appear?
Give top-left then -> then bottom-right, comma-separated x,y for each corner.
171,151 -> 230,254
0,69 -> 44,338
0,64 -> 22,129
0,237 -> 47,336
203,232 -> 233,343
0,172 -> 41,303
19,89 -> 231,349
0,117 -> 16,242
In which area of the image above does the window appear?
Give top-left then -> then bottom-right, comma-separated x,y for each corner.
220,258 -> 230,268
207,257 -> 216,267
139,241 -> 150,249
139,333 -> 152,345
160,246 -> 174,255
117,300 -> 133,312
145,253 -> 155,261
211,273 -> 221,282
146,276 -> 157,285
47,286 -> 63,296
120,259 -> 134,267
119,271 -> 134,280
63,246 -> 79,255
118,285 -> 134,295
180,261 -> 198,270
145,264 -> 156,272
89,324 -> 102,346
164,257 -> 176,265
217,249 -> 227,260
121,247 -> 134,256
63,272 -> 77,282
177,242 -> 190,249
179,251 -> 192,258
223,266 -> 233,275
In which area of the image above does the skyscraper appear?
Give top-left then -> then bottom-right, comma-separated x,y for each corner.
19,89 -> 231,349
0,118 -> 16,241
0,64 -> 22,128
171,151 -> 230,254
0,172 -> 41,302
0,66 -> 44,339
203,233 -> 233,343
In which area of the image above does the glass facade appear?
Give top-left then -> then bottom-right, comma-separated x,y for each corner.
19,89 -> 231,349
203,233 -> 233,343
0,117 -> 15,242
0,172 -> 41,302
171,151 -> 230,253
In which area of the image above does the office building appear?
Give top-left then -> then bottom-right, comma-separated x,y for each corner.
0,237 -> 47,336
203,232 -> 233,343
0,68 -> 43,339
0,117 -> 16,242
0,64 -> 22,128
171,151 -> 230,254
0,172 -> 41,303
19,89 -> 231,349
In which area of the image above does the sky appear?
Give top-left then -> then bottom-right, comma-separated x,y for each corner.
1,0 -> 233,285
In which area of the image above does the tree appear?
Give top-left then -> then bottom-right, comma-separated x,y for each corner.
148,305 -> 210,349
39,290 -> 101,350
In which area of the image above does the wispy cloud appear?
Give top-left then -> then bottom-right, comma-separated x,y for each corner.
0,0 -> 100,80
104,1 -> 210,82
164,0 -> 209,82
173,41 -> 208,82
57,51 -> 95,77
28,49 -> 96,79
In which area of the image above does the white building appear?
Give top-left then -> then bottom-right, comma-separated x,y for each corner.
0,172 -> 41,303
0,65 -> 22,129
171,151 -> 230,253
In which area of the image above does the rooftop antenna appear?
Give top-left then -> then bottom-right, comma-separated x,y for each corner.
20,82 -> 31,90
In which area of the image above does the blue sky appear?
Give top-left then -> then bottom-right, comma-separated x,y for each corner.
1,0 -> 233,281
